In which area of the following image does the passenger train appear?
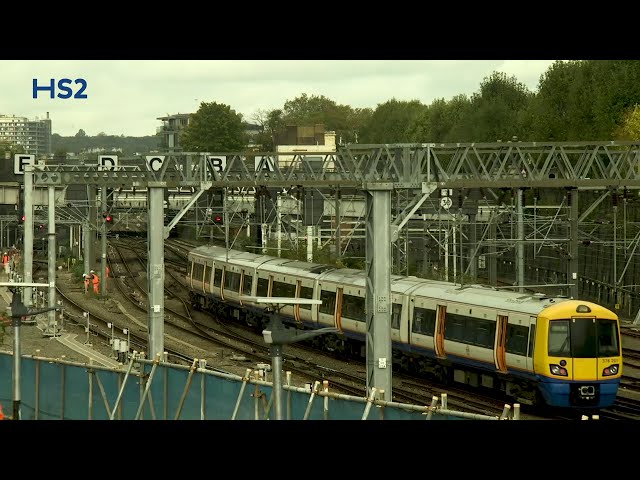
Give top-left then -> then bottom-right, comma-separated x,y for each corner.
186,244 -> 622,410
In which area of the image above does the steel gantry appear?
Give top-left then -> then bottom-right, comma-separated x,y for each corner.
23,141 -> 640,401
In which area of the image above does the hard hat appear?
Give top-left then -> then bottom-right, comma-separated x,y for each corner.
90,270 -> 95,273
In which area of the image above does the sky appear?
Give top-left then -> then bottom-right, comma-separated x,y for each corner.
0,60 -> 558,137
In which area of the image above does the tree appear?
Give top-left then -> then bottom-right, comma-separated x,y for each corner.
614,104 -> 640,140
0,140 -> 25,159
279,93 -> 370,144
358,99 -> 427,144
180,101 -> 247,152
75,129 -> 87,137
465,71 -> 533,142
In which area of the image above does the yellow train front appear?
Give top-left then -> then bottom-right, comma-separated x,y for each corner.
534,300 -> 622,409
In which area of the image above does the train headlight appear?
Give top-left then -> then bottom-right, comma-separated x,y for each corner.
549,364 -> 568,376
602,364 -> 619,376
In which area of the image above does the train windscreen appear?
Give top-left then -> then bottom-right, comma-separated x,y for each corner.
548,319 -> 620,358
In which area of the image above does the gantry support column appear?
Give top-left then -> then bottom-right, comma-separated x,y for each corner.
516,188 -> 525,293
364,185 -> 392,400
147,185 -> 165,359
45,186 -> 58,335
23,165 -> 34,307
568,188 -> 579,299
489,215 -> 497,287
84,185 -> 97,274
100,187 -> 108,296
468,213 -> 477,280
335,188 -> 341,261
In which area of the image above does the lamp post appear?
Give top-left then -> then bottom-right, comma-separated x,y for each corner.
0,281 -> 61,420
83,312 -> 91,346
107,322 -> 115,356
240,296 -> 336,420
123,328 -> 130,361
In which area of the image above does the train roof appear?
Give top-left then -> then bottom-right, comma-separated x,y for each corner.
189,245 -> 337,276
408,282 -> 568,315
189,245 -> 571,314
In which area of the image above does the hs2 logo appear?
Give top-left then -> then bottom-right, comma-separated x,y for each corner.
32,78 -> 88,99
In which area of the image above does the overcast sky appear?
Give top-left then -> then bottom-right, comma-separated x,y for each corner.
0,60 -> 557,137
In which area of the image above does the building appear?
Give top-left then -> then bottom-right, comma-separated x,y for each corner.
0,113 -> 52,157
157,112 -> 263,151
156,113 -> 191,150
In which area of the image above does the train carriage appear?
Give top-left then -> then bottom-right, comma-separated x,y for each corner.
186,244 -> 623,410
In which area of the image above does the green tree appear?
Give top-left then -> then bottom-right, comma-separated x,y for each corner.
75,129 -> 87,137
614,104 -> 640,140
409,94 -> 472,143
279,93 -> 370,144
180,101 -> 247,152
358,99 -> 427,144
465,71 -> 533,142
0,140 -> 25,159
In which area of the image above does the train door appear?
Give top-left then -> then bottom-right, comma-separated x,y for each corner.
188,259 -> 194,289
335,287 -> 343,332
239,270 -> 245,306
570,317 -> 597,381
526,317 -> 536,372
294,280 -> 301,323
204,262 -> 213,293
494,315 -> 508,373
220,266 -> 227,301
435,304 -> 447,359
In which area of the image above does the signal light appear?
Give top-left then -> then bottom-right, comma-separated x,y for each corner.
103,212 -> 113,223
20,215 -> 25,222
214,215 -> 223,225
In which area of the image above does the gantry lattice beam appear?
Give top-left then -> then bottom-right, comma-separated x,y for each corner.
26,142 -> 640,190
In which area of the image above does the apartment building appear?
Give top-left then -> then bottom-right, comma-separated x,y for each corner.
0,112 -> 52,157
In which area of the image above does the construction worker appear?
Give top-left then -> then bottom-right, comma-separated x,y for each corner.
2,252 -> 9,274
83,274 -> 90,294
91,270 -> 100,294
0,404 -> 4,420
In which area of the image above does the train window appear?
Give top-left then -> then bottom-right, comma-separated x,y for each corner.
299,286 -> 313,310
319,290 -> 336,315
506,324 -> 528,356
412,307 -> 436,335
391,304 -> 402,329
444,314 -> 465,342
242,272 -> 253,295
273,281 -> 296,298
257,278 -> 270,297
343,294 -> 365,322
596,319 -> 620,357
224,271 -> 241,292
548,320 -> 571,356
445,314 -> 495,348
213,268 -> 222,287
569,318 -> 597,358
473,318 -> 495,348
204,265 -> 212,285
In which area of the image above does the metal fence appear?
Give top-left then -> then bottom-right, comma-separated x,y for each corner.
0,351 -> 518,420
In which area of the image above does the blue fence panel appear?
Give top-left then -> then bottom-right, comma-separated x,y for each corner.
0,353 -> 473,420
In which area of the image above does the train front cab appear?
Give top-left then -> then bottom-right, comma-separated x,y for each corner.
533,301 -> 622,409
